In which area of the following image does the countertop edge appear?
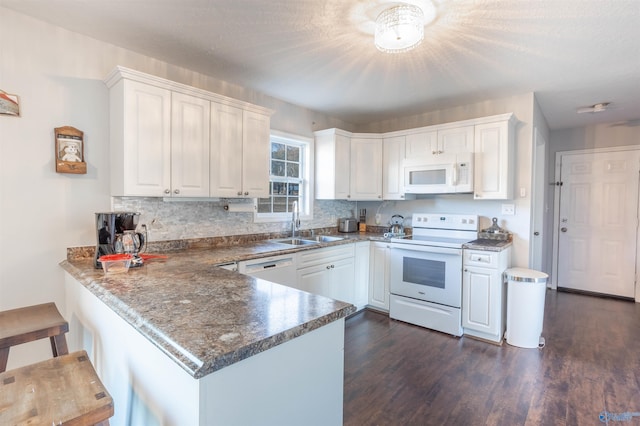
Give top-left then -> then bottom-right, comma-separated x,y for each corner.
60,259 -> 356,379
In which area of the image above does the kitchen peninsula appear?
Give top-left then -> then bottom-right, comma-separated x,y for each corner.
60,241 -> 357,426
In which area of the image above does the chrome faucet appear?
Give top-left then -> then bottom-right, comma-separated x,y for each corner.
291,201 -> 300,238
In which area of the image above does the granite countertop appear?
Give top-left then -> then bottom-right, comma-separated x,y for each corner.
60,233 -> 384,379
463,238 -> 513,252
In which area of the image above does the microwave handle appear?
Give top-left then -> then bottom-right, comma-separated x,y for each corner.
452,162 -> 458,185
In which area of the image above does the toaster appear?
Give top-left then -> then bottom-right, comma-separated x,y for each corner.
338,218 -> 357,233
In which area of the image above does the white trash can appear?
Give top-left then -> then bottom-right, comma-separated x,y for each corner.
504,267 -> 548,348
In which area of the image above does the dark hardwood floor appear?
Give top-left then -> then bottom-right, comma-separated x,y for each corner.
343,290 -> 640,425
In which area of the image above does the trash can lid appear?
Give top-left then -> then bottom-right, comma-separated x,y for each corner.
504,267 -> 548,283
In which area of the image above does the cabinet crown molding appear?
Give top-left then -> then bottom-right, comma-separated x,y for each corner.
314,113 -> 517,139
104,66 -> 274,117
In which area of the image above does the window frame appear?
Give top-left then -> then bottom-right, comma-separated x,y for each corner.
254,130 -> 314,223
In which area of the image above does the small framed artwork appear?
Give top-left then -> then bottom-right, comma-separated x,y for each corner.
55,126 -> 87,174
0,90 -> 20,116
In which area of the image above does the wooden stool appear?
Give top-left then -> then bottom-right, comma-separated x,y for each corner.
0,302 -> 69,372
0,350 -> 114,425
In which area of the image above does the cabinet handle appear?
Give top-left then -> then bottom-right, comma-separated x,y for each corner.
237,191 -> 243,196
164,189 -> 171,194
378,195 -> 382,198
326,265 -> 331,270
244,191 -> 249,196
174,189 -> 180,195
432,150 -> 437,155
464,268 -> 468,272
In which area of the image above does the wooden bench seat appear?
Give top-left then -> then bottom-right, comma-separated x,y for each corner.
0,302 -> 69,372
0,350 -> 113,425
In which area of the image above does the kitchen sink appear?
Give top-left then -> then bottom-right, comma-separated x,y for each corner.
310,235 -> 344,243
269,238 -> 319,246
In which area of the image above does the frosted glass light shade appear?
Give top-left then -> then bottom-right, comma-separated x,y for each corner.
375,4 -> 425,53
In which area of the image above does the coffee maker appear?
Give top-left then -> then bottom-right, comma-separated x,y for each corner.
94,212 -> 146,268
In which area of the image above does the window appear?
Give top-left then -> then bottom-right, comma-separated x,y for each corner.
255,131 -> 312,221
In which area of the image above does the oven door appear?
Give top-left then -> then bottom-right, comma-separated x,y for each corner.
389,243 -> 463,308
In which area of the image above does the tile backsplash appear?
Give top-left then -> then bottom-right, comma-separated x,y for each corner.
113,197 -> 356,242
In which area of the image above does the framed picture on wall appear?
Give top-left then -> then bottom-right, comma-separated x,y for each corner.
55,126 -> 87,174
0,90 -> 20,116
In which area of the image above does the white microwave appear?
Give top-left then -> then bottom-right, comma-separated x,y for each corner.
403,153 -> 474,194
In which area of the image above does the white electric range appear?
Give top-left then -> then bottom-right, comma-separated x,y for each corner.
388,213 -> 479,336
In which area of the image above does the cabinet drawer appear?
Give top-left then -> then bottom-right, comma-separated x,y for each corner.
463,250 -> 499,269
297,244 -> 354,269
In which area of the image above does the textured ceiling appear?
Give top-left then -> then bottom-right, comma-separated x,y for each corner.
2,0 -> 640,129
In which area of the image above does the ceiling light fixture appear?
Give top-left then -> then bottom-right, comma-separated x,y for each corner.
576,102 -> 611,114
375,3 -> 425,53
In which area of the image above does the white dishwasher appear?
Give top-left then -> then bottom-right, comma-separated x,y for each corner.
238,254 -> 297,287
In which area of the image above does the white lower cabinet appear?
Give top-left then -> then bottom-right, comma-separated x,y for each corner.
368,241 -> 391,311
462,247 -> 511,343
353,242 -> 370,309
296,245 -> 356,306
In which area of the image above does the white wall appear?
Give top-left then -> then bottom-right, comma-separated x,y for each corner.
0,7 -> 352,368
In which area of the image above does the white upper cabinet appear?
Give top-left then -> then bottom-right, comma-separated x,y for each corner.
209,103 -> 244,197
405,131 -> 437,158
314,129 -> 352,200
209,105 -> 270,198
240,110 -> 271,198
383,135 -> 414,200
171,92 -> 211,197
106,66 -> 273,198
315,130 -> 383,201
404,126 -> 473,160
473,114 -> 516,200
350,136 -> 383,200
314,113 -> 515,201
437,126 -> 475,154
110,79 -> 172,197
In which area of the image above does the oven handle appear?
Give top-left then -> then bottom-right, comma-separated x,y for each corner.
390,243 -> 461,256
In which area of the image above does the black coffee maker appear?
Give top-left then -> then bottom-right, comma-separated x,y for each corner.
94,212 -> 146,268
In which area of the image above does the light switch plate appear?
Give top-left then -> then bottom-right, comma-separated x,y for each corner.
502,204 -> 515,215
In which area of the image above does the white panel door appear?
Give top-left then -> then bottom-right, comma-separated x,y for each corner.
382,135 -> 406,200
557,150 -> 640,298
210,103 -> 243,197
171,92 -> 210,197
350,137 -> 383,200
122,80 -> 171,196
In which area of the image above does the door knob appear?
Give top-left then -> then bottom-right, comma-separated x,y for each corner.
561,227 -> 567,232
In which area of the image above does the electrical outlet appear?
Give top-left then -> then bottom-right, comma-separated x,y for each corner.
502,204 -> 515,215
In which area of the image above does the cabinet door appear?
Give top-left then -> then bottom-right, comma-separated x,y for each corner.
210,103 -> 243,197
330,257 -> 356,304
474,120 -> 513,199
171,93 -> 210,197
120,80 -> 171,196
350,137 -> 383,200
242,110 -> 270,198
405,131 -> 437,158
369,242 -> 390,310
297,264 -> 330,297
383,136 -> 411,200
463,267 -> 497,336
437,126 -> 474,154
353,242 -> 370,309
